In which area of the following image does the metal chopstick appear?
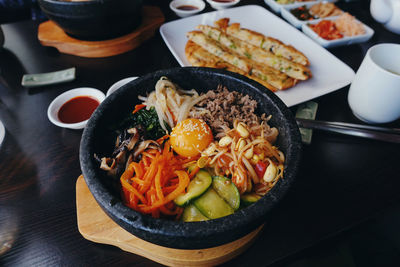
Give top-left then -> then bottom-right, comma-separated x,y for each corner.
296,118 -> 400,143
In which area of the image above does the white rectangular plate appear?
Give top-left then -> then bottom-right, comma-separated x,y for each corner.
160,5 -> 355,107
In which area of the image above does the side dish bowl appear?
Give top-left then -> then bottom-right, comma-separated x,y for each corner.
106,76 -> 138,97
206,0 -> 240,10
48,87 -> 105,129
170,0 -> 206,18
80,67 -> 302,249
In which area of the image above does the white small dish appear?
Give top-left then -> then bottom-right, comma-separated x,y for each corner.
0,120 -> 5,147
281,1 -> 341,29
107,76 -> 138,97
170,0 -> 205,18
206,0 -> 240,10
302,17 -> 374,48
264,0 -> 337,14
47,87 -> 105,130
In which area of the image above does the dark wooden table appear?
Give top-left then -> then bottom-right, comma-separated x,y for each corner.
1,0 -> 399,266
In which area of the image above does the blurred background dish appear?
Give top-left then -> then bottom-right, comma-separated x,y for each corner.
281,1 -> 343,29
38,0 -> 143,40
169,0 -> 205,18
106,77 -> 138,97
0,120 -> 4,147
264,0 -> 338,15
370,0 -> 400,35
206,0 -> 240,10
47,87 -> 105,130
0,26 -> 4,47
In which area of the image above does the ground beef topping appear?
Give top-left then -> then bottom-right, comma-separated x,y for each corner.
190,86 -> 278,141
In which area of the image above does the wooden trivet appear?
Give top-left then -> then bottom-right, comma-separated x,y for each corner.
76,175 -> 264,266
38,6 -> 164,58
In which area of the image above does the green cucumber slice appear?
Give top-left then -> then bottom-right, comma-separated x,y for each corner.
193,188 -> 234,219
240,193 -> 261,206
181,204 -> 208,222
212,176 -> 240,210
174,170 -> 212,206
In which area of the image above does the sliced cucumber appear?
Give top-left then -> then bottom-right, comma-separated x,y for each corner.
241,193 -> 261,207
212,176 -> 240,210
174,170 -> 212,206
181,204 -> 208,222
193,188 -> 234,219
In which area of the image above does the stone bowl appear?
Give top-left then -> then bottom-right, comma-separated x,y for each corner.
80,67 -> 302,249
38,0 -> 143,40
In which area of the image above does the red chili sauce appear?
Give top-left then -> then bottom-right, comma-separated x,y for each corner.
177,5 -> 198,10
58,96 -> 99,124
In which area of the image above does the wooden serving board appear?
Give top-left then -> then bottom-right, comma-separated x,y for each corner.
76,175 -> 264,266
38,6 -> 164,58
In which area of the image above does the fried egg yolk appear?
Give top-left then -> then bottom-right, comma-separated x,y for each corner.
170,118 -> 213,157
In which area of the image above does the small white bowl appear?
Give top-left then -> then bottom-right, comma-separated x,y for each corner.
106,76 -> 138,97
206,0 -> 240,10
170,0 -> 205,18
47,87 -> 105,130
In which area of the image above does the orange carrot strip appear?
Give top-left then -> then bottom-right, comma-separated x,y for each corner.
163,170 -> 190,203
155,165 -> 164,202
188,166 -> 200,179
156,134 -> 169,144
142,156 -> 150,167
141,151 -> 156,159
162,185 -> 178,194
120,177 -> 147,204
128,193 -> 138,210
120,162 -> 135,181
119,138 -> 195,219
160,205 -> 177,216
131,177 -> 145,185
140,161 -> 158,193
131,162 -> 143,178
141,170 -> 189,212
132,104 -> 146,114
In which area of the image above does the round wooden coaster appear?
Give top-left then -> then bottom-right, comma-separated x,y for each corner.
76,175 -> 264,266
38,6 -> 164,58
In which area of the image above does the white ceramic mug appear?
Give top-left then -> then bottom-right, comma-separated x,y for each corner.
348,43 -> 400,124
370,0 -> 400,35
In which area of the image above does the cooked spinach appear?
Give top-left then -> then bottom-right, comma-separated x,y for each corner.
115,106 -> 168,140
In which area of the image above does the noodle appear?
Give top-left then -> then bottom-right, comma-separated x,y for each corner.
140,77 -> 204,131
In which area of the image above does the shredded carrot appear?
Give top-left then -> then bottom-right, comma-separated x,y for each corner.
120,177 -> 147,204
156,134 -> 169,144
141,151 -> 156,159
188,165 -> 200,179
120,139 -> 192,218
132,104 -> 146,114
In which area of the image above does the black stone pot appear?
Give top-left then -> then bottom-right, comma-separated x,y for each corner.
80,67 -> 302,249
38,0 -> 143,41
